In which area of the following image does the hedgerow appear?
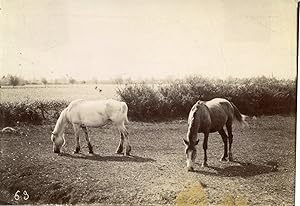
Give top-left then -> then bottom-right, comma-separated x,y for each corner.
117,76 -> 296,121
0,100 -> 68,126
0,76 -> 296,125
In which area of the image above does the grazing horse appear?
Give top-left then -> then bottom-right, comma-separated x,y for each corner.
51,99 -> 130,155
183,98 -> 248,171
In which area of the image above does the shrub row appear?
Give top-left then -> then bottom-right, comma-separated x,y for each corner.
0,76 -> 296,125
117,76 -> 296,121
0,100 -> 68,126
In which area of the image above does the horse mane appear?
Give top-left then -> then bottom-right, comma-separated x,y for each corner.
52,99 -> 84,135
53,108 -> 68,135
187,103 -> 202,142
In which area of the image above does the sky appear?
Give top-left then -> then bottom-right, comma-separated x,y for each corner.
0,0 -> 297,80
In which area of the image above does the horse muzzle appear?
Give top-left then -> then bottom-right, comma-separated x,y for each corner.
187,166 -> 194,172
53,148 -> 60,153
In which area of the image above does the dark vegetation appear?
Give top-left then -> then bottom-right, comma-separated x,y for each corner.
0,76 -> 296,125
117,76 -> 296,121
0,100 -> 68,126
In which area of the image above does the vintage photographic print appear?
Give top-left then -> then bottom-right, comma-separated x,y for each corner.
0,0 -> 297,205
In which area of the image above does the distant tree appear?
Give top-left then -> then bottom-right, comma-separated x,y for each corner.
114,77 -> 123,85
92,78 -> 99,85
41,78 -> 48,88
124,78 -> 133,84
69,78 -> 76,84
8,75 -> 20,87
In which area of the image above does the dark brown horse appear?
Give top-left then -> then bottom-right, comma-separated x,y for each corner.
183,98 -> 248,171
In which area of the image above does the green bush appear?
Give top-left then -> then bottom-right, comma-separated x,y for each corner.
117,76 -> 296,121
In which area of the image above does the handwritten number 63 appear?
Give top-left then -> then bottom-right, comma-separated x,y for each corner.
14,190 -> 29,201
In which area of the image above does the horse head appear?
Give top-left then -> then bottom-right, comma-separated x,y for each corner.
184,100 -> 205,171
183,138 -> 199,172
51,132 -> 65,153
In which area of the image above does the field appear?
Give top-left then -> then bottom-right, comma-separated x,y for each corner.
0,81 -> 296,205
0,85 -> 122,126
0,115 -> 296,205
0,77 -> 296,125
0,84 -> 119,102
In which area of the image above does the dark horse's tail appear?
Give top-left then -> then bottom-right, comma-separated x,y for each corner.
230,102 -> 248,127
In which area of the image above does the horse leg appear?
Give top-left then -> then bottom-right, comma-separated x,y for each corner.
123,127 -> 131,156
73,124 -> 81,154
226,121 -> 234,161
218,128 -> 228,161
202,133 -> 209,167
81,126 -> 93,154
115,132 -> 124,154
117,123 -> 130,156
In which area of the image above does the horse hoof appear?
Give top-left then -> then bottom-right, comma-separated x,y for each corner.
115,150 -> 123,154
228,153 -> 233,162
74,147 -> 80,154
125,149 -> 131,156
115,146 -> 124,154
127,145 -> 132,153
88,145 -> 93,153
202,162 -> 208,167
220,157 -> 227,162
187,167 -> 194,172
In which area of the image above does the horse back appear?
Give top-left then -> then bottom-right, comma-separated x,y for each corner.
202,98 -> 234,132
66,99 -> 127,125
206,98 -> 234,118
104,100 -> 128,122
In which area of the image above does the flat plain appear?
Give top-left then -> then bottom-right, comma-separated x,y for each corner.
0,84 -> 119,102
0,115 -> 296,205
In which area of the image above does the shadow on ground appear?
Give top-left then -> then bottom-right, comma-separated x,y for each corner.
195,161 -> 278,178
58,153 -> 156,163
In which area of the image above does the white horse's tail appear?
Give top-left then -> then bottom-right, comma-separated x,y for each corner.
121,102 -> 129,124
230,102 -> 249,128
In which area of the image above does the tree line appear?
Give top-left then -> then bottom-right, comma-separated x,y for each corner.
0,74 -> 177,87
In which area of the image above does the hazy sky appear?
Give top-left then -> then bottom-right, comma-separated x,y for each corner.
0,0 -> 297,80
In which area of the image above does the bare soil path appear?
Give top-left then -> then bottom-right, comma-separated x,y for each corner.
0,116 -> 295,205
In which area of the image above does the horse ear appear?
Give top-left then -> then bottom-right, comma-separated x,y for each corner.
195,100 -> 203,108
195,139 -> 199,145
197,100 -> 204,105
183,139 -> 189,145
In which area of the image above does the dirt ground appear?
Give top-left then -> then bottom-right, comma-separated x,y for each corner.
0,115 -> 296,205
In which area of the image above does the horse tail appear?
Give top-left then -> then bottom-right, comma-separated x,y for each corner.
230,102 -> 248,127
121,102 -> 129,124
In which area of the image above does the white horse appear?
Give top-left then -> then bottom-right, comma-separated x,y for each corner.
51,99 -> 130,155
